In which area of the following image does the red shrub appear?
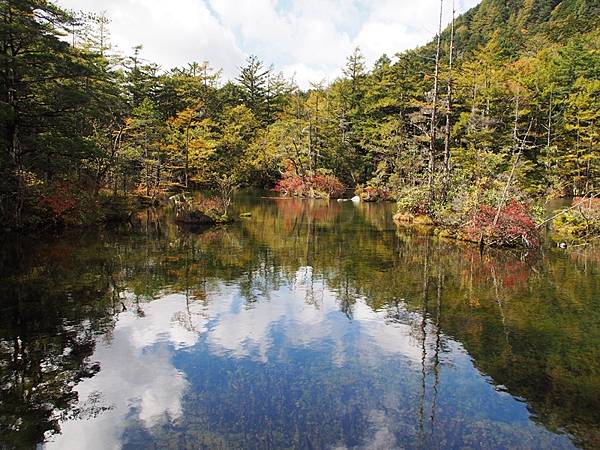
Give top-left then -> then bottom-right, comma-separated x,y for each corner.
38,183 -> 79,219
463,199 -> 539,248
274,174 -> 345,199
274,175 -> 305,196
311,175 -> 345,198
358,186 -> 394,202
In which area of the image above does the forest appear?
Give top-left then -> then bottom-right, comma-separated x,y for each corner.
1,0 -> 599,246
1,2 -> 600,447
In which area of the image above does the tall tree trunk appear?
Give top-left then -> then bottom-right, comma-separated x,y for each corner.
315,93 -> 321,169
493,98 -> 533,229
547,93 -> 553,149
492,95 -> 521,228
428,0 -> 443,204
145,133 -> 150,197
442,0 -> 455,200
184,116 -> 192,189
3,3 -> 23,227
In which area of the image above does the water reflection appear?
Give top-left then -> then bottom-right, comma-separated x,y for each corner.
47,295 -> 190,449
0,195 -> 599,449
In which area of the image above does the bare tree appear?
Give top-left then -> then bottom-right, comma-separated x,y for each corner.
428,0 -> 444,204
442,0 -> 455,199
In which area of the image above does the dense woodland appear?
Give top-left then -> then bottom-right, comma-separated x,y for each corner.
1,0 -> 599,237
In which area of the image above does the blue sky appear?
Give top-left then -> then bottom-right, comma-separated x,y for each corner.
57,0 -> 481,88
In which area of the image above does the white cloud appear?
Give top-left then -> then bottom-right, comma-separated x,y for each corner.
58,0 -> 481,87
57,0 -> 244,76
355,0 -> 481,62
45,268 -> 545,449
57,0 -> 481,87
45,294 -> 199,450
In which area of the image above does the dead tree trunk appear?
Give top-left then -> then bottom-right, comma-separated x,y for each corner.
442,0 -> 455,200
428,0 -> 443,204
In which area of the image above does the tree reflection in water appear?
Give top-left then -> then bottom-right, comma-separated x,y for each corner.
0,195 -> 598,449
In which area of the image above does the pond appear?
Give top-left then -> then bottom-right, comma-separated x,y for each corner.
1,194 -> 599,449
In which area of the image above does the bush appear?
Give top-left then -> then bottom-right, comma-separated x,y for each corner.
553,209 -> 600,240
274,175 -> 304,197
356,185 -> 395,202
395,186 -> 431,215
38,182 -> 79,222
462,199 -> 540,248
171,194 -> 231,224
311,174 -> 346,198
274,173 -> 345,199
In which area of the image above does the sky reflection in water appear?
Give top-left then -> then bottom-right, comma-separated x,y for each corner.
1,196 -> 598,449
47,276 -> 574,449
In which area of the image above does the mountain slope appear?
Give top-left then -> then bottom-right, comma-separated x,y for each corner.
449,0 -> 600,56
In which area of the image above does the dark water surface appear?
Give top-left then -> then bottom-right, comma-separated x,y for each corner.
1,195 -> 599,449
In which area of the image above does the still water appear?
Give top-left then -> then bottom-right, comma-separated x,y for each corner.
1,195 -> 599,449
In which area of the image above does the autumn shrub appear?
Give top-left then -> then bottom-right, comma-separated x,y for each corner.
171,194 -> 231,224
35,181 -> 82,225
274,173 -> 345,199
274,175 -> 304,197
312,174 -> 345,198
356,185 -> 395,202
39,185 -> 78,219
395,185 -> 431,216
461,199 -> 540,248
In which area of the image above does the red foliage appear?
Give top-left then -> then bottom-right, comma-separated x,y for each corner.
458,246 -> 533,290
274,174 -> 345,199
463,199 -> 539,248
38,183 -> 79,219
311,175 -> 346,198
274,175 -> 305,196
359,186 -> 394,202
